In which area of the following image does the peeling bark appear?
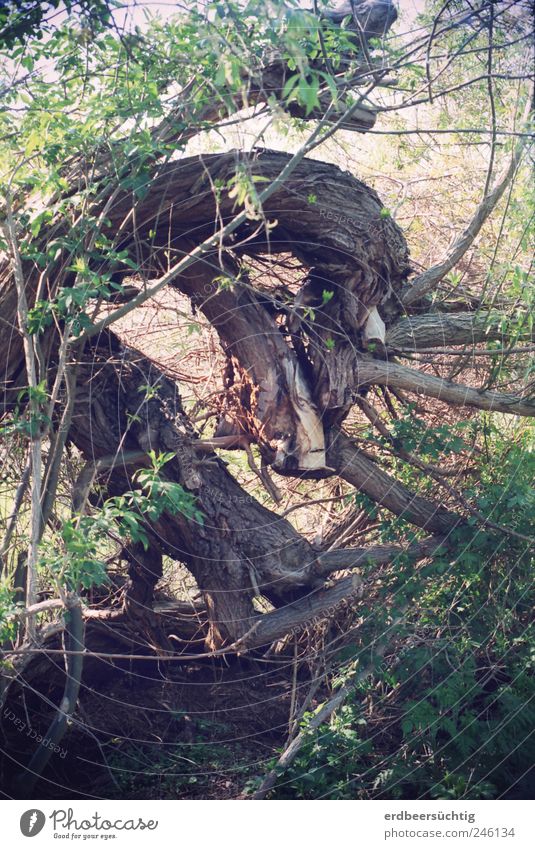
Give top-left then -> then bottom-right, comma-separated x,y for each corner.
176,257 -> 326,472
59,330 -> 459,646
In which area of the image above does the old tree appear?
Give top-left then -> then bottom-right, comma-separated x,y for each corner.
0,0 -> 534,798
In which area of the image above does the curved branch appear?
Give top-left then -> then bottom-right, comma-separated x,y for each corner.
59,3 -> 397,190
354,357 -> 535,417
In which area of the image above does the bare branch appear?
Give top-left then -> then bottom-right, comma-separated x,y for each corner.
231,573 -> 364,652
318,536 -> 445,572
354,357 -> 535,417
263,535 -> 446,590
328,432 -> 460,534
0,459 -> 31,566
248,607 -> 407,799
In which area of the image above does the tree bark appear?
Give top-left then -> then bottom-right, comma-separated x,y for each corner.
2,128 -> 526,653
386,311 -> 534,351
328,431 -> 460,534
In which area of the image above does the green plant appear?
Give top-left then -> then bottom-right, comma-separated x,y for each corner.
268,418 -> 534,800
0,577 -> 23,642
39,451 -> 202,592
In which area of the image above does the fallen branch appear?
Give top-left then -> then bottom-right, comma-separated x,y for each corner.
230,573 -> 364,652
247,611 -> 405,799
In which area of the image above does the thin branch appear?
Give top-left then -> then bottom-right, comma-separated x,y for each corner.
71,451 -> 147,513
401,345 -> 535,357
354,394 -> 464,476
262,535 -> 445,590
401,93 -> 533,307
2,202 -> 42,639
0,458 -> 31,567
280,488 -> 359,519
318,536 -> 445,573
483,0 -> 497,198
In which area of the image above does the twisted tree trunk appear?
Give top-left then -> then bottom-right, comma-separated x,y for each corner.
1,144 -> 531,648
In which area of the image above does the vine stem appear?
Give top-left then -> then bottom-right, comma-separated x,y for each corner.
2,198 -> 43,641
